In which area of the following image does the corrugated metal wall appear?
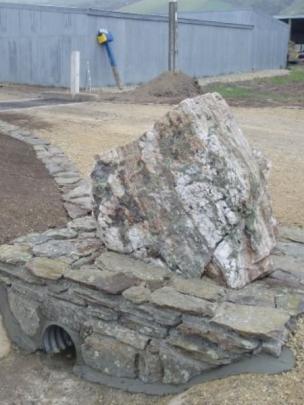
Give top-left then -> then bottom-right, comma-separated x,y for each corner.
0,4 -> 289,88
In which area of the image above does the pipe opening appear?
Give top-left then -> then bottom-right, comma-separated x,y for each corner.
42,325 -> 76,365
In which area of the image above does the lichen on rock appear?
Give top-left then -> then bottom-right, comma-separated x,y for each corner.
91,93 -> 276,288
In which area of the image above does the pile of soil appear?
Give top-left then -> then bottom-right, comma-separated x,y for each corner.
0,133 -> 67,244
131,71 -> 201,99
100,71 -> 202,104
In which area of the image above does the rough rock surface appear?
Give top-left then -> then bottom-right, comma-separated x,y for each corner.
92,93 -> 276,288
0,220 -> 303,392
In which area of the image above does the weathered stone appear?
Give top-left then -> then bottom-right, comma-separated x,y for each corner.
168,331 -> 236,365
81,335 -> 137,378
262,338 -> 285,357
66,196 -> 92,211
8,291 -> 40,337
268,254 -> 304,288
226,281 -> 276,307
275,292 -> 304,316
32,239 -> 78,259
26,257 -> 69,280
65,266 -> 138,294
139,349 -> 163,383
0,245 -> 32,264
13,228 -> 77,248
172,277 -> 226,302
84,319 -> 149,350
63,180 -> 92,200
68,216 -> 97,232
275,241 -> 304,259
55,176 -> 81,186
43,228 -> 78,240
272,254 -> 304,280
122,285 -> 151,304
64,202 -> 91,219
71,251 -> 101,269
41,299 -> 87,332
96,251 -> 171,289
120,314 -> 168,338
178,315 -> 259,353
92,93 -> 276,288
151,287 -> 216,316
138,304 -> 181,326
74,288 -> 122,309
159,344 -> 212,384
13,232 -> 49,246
279,226 -> 304,244
86,305 -> 119,322
212,302 -> 290,340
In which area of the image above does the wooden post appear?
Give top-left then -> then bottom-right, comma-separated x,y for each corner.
70,51 -> 80,96
168,1 -> 178,72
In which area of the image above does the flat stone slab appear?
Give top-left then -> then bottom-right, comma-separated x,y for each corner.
212,302 -> 290,340
96,252 -> 171,288
279,226 -> 304,244
65,267 -> 138,294
172,277 -> 226,302
151,287 -> 216,316
68,216 -> 97,232
0,245 -> 32,264
122,286 -> 151,304
84,319 -> 149,350
26,257 -> 69,280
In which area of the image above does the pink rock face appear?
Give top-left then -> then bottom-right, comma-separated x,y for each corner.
91,93 -> 276,288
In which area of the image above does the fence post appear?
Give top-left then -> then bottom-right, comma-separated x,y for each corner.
168,1 -> 178,72
70,51 -> 80,95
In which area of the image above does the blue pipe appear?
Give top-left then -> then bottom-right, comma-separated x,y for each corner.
104,42 -> 117,68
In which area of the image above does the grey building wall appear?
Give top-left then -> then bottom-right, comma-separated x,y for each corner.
0,4 -> 289,88
181,10 -> 289,71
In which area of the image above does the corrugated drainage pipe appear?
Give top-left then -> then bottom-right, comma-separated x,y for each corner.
43,325 -> 75,354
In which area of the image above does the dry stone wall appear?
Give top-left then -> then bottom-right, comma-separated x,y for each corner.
0,106 -> 303,394
0,222 -> 303,393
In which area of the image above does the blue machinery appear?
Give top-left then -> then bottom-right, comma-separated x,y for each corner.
97,29 -> 123,89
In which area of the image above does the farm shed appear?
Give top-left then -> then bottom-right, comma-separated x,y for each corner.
275,15 -> 304,44
0,3 -> 289,88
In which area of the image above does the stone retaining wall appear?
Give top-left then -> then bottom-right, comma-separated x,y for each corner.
0,120 -> 304,394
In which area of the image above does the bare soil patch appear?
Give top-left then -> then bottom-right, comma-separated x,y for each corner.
0,133 -> 67,244
0,111 -> 53,131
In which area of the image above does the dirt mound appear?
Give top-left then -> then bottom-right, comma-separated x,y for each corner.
99,71 -> 202,104
132,71 -> 201,100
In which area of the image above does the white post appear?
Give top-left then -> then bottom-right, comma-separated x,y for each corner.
70,51 -> 80,96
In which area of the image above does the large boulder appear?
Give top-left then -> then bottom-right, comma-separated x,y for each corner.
91,93 -> 276,288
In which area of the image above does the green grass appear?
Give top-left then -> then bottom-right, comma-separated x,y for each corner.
203,67 -> 304,106
270,67 -> 304,85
